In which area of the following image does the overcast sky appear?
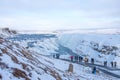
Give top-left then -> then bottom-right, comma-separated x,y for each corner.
0,0 -> 120,30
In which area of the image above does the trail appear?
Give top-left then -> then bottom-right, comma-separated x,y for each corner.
59,58 -> 120,78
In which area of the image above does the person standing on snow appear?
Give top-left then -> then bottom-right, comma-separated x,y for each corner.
92,66 -> 96,74
84,57 -> 88,63
79,56 -> 83,62
104,61 -> 107,67
76,56 -> 78,61
91,58 -> 94,64
70,56 -> 73,61
111,61 -> 113,67
114,61 -> 117,68
56,54 -> 60,59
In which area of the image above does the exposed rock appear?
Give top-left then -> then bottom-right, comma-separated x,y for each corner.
1,48 -> 8,53
21,62 -> 28,70
11,54 -> 19,63
50,70 -> 62,80
12,68 -> 30,80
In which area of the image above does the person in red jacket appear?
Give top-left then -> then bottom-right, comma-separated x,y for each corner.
70,56 -> 73,61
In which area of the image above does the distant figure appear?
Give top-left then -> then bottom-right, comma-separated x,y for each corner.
81,57 -> 83,61
91,58 -> 94,64
75,56 -> 78,61
92,66 -> 96,74
84,57 -> 88,63
111,61 -> 113,67
56,54 -> 60,59
70,56 -> 73,61
104,61 -> 107,66
78,56 -> 83,62
114,61 -> 117,68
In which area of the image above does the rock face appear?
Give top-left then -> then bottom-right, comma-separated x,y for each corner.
12,68 -> 30,80
68,63 -> 73,73
1,28 -> 17,35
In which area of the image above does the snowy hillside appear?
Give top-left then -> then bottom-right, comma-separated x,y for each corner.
58,33 -> 120,67
0,36 -> 62,80
8,31 -> 120,68
8,34 -> 59,56
1,34 -> 119,80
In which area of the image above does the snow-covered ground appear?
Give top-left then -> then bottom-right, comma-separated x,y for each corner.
1,35 -> 119,80
1,28 -> 120,80
9,31 -> 120,68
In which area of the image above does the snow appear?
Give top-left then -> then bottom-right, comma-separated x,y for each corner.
9,35 -> 59,56
0,68 -> 21,80
1,28 -> 120,80
39,74 -> 56,80
1,54 -> 21,69
37,55 -> 119,80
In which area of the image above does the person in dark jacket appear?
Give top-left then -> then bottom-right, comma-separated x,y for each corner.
114,61 -> 117,68
111,61 -> 113,67
91,58 -> 94,64
78,56 -> 83,62
104,61 -> 107,67
75,56 -> 78,61
92,66 -> 96,74
56,54 -> 60,59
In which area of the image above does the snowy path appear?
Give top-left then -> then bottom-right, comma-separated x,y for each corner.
97,68 -> 120,78
40,53 -> 120,78
89,63 -> 120,71
59,58 -> 120,78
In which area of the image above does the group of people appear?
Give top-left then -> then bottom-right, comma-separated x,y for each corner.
104,61 -> 107,66
70,56 -> 83,62
70,55 -> 117,68
111,61 -> 117,68
104,61 -> 117,68
53,54 -> 117,68
53,54 -> 60,59
70,56 -> 97,74
70,56 -> 95,64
